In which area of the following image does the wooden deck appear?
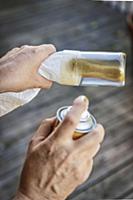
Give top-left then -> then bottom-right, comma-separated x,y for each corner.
0,1 -> 133,199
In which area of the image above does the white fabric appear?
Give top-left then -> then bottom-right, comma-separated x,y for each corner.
0,88 -> 40,117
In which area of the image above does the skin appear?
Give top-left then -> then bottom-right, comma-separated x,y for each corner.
14,96 -> 105,200
0,45 -> 105,200
0,44 -> 56,93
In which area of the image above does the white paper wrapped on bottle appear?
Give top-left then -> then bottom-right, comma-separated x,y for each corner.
0,50 -> 126,117
39,50 -> 126,86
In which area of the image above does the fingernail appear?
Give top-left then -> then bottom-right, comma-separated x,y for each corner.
74,95 -> 89,105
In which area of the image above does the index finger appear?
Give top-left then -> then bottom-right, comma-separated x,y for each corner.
75,124 -> 105,152
53,96 -> 89,140
21,44 -> 56,68
33,44 -> 56,66
74,124 -> 105,157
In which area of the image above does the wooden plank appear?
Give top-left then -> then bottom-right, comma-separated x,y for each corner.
70,162 -> 133,200
116,187 -> 133,199
0,0 -> 132,200
0,0 -> 127,55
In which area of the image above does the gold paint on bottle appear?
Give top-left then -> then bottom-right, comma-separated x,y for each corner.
70,58 -> 125,83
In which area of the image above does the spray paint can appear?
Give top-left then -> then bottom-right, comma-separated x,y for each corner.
56,106 -> 97,139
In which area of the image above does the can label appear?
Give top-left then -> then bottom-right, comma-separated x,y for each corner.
56,106 -> 97,139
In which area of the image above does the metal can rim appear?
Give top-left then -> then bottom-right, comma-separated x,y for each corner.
56,106 -> 97,133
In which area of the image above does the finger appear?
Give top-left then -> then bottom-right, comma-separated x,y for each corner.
53,96 -> 89,140
75,159 -> 93,184
79,143 -> 100,159
33,117 -> 56,141
20,44 -> 56,68
82,159 -> 93,182
31,44 -> 56,68
1,47 -> 20,60
34,73 -> 53,89
75,124 -> 105,149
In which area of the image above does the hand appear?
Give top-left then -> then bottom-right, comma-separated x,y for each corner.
15,96 -> 105,200
0,44 -> 56,93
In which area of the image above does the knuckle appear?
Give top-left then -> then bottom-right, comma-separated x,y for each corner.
21,45 -> 29,49
29,137 -> 35,145
91,124 -> 105,144
46,140 -> 71,161
41,118 -> 49,124
41,118 -> 52,126
20,45 -> 38,55
94,144 -> 101,157
97,124 -> 105,143
19,47 -> 33,59
28,137 -> 36,149
13,47 -> 19,51
47,44 -> 56,52
19,51 -> 28,59
58,146 -> 70,159
64,114 -> 76,126
31,48 -> 37,54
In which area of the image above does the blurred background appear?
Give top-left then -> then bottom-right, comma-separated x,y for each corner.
0,0 -> 133,199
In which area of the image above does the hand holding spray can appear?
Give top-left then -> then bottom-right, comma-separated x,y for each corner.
56,99 -> 97,140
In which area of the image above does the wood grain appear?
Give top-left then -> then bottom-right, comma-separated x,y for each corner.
0,1 -> 132,200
